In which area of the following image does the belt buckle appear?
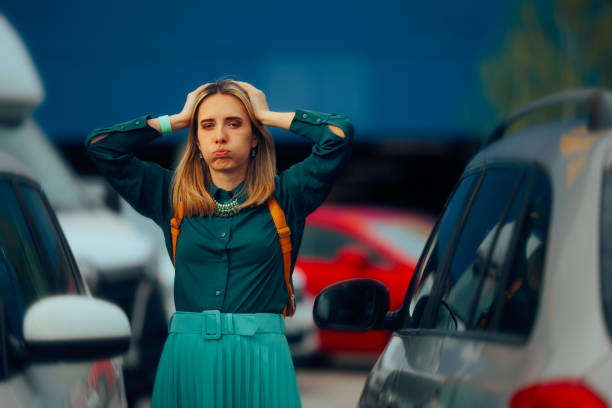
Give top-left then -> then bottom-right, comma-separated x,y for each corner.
202,310 -> 221,340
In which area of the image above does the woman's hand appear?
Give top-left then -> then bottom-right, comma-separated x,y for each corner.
147,83 -> 212,133
236,81 -> 295,130
235,81 -> 270,122
175,83 -> 212,128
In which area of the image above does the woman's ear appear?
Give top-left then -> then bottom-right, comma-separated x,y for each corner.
251,134 -> 259,148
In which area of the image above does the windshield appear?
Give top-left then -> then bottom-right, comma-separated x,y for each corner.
368,218 -> 432,260
0,119 -> 85,210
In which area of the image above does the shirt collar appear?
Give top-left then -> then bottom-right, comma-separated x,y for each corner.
209,181 -> 246,204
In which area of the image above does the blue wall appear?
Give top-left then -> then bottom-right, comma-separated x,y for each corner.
3,0 -> 506,143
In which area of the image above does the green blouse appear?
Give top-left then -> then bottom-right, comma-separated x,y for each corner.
85,109 -> 353,314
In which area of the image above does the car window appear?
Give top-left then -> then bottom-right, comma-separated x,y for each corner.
406,172 -> 481,329
433,168 -> 523,330
494,169 -> 550,336
602,165 -> 612,336
18,182 -> 77,295
468,178 -> 527,330
368,219 -> 431,261
0,179 -> 80,338
300,225 -> 386,265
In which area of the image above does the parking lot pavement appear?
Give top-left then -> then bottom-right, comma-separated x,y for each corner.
296,367 -> 369,408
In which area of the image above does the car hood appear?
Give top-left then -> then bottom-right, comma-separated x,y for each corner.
56,208 -> 155,271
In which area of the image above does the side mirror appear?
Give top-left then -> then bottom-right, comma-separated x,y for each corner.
336,245 -> 370,271
313,278 -> 390,331
23,295 -> 131,361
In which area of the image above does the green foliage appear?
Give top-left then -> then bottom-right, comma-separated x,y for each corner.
481,0 -> 612,134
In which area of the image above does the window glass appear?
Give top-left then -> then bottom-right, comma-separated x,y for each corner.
406,173 -> 480,328
496,169 -> 551,336
0,181 -> 46,337
470,176 -> 528,330
368,219 -> 432,260
434,168 -> 522,330
602,166 -> 612,336
19,183 -> 77,295
0,180 -> 80,339
300,225 -> 385,265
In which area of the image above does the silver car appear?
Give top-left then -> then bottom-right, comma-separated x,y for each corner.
314,89 -> 612,406
0,151 -> 131,407
0,14 -> 170,403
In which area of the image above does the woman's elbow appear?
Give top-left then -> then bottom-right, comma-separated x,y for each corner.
327,115 -> 354,140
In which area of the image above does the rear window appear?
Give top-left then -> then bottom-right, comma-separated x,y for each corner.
368,219 -> 432,260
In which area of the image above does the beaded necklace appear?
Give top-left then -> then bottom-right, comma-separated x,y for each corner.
213,197 -> 240,217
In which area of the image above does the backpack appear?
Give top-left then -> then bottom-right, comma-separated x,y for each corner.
170,196 -> 295,317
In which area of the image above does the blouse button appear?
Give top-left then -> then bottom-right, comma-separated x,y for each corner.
220,232 -> 226,238
215,290 -> 221,296
316,118 -> 321,122
302,113 -> 308,119
135,121 -> 140,125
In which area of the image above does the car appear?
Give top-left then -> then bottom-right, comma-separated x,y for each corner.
0,150 -> 131,407
298,205 -> 433,356
0,14 -> 169,404
314,88 -> 612,406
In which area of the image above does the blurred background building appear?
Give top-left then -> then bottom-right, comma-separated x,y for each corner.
4,1 -> 611,212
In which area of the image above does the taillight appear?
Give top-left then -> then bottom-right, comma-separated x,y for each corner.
510,380 -> 607,408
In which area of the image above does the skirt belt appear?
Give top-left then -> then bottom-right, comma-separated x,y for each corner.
169,310 -> 285,339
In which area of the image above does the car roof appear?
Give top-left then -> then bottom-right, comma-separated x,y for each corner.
0,150 -> 36,180
467,120 -> 612,176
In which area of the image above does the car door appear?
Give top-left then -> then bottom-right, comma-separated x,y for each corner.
360,170 -> 483,407
0,175 -> 126,407
448,166 -> 552,407
385,164 -> 547,407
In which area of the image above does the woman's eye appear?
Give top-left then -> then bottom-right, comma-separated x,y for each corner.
228,121 -> 241,128
201,123 -> 214,130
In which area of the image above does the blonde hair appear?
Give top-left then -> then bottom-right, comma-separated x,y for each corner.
171,80 -> 276,217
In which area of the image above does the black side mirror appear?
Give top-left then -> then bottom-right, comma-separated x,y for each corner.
313,278 -> 390,331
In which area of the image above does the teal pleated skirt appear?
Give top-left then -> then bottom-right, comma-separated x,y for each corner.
151,310 -> 302,408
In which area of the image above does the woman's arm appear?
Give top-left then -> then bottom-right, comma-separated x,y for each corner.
85,117 -> 174,227
236,80 -> 353,216
89,83 -> 211,146
236,81 -> 347,138
85,84 -> 212,226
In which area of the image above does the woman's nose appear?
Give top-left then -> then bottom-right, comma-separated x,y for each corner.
214,127 -> 227,143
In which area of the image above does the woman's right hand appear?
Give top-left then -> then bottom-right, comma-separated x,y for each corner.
175,83 -> 212,128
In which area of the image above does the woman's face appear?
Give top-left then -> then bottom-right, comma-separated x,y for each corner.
196,93 -> 257,177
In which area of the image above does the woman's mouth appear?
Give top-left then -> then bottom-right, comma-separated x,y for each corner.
214,150 -> 230,157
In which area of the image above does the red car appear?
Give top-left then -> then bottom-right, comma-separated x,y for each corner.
298,205 -> 434,355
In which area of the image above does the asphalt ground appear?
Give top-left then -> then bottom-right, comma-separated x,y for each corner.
296,366 -> 369,408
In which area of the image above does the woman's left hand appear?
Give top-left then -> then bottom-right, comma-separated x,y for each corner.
236,81 -> 295,130
235,81 -> 270,122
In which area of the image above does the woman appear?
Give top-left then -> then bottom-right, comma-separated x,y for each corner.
85,79 -> 353,407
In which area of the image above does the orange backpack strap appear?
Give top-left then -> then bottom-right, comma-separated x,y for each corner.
170,201 -> 184,267
267,196 -> 295,317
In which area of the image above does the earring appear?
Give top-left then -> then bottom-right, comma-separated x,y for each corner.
250,148 -> 256,158
199,152 -> 203,159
